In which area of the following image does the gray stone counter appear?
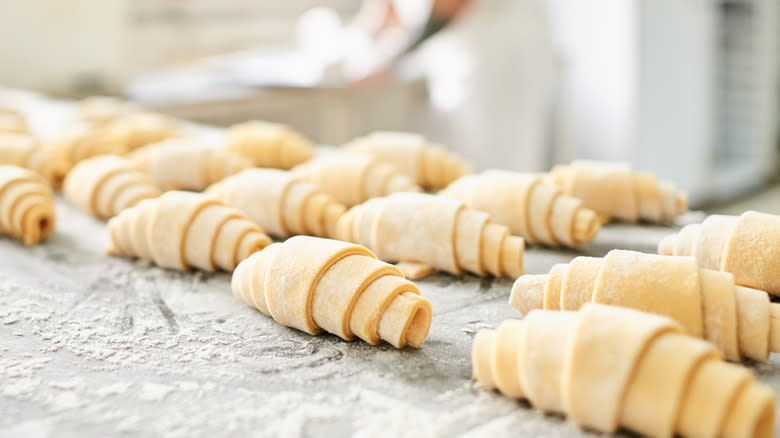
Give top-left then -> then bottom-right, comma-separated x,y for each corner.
3,198 -> 777,438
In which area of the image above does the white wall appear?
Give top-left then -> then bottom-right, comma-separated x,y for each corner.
636,0 -> 715,199
0,0 -> 129,93
545,0 -> 637,162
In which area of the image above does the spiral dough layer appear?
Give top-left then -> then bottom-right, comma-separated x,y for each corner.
337,193 -> 524,278
206,168 -> 345,238
510,249 -> 780,362
232,236 -> 432,348
64,155 -> 160,220
0,165 -> 56,245
107,191 -> 271,272
441,170 -> 600,247
473,304 -> 775,438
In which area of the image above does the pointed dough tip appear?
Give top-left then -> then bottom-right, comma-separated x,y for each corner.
658,234 -> 677,255
510,275 -> 548,315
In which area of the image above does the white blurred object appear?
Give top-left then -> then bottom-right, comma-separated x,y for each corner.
411,0 -> 558,172
296,7 -> 345,63
546,0 -> 779,204
338,0 -> 432,81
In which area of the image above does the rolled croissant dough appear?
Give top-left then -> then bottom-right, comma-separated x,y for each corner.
107,191 -> 271,272
510,249 -> 779,362
232,236 -> 432,349
207,168 -> 345,239
659,211 -> 780,296
337,193 -> 524,278
473,304 -> 775,437
0,165 -> 56,245
441,170 -> 600,247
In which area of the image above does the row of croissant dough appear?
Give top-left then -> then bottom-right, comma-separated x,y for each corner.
1,99 -> 777,438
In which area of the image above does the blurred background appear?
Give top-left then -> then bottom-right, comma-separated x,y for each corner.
0,0 -> 777,206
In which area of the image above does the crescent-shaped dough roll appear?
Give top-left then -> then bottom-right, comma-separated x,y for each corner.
548,160 -> 687,223
336,192 -> 524,278
659,211 -> 780,297
293,154 -> 420,206
97,112 -> 179,154
0,108 -> 28,134
0,133 -> 70,189
343,131 -> 470,190
0,165 -> 56,245
206,168 -> 345,239
510,249 -> 780,362
50,112 -> 179,166
441,170 -> 600,247
107,191 -> 271,272
63,155 -> 160,220
129,139 -> 252,191
232,236 -> 432,348
473,304 -> 776,438
225,120 -> 313,169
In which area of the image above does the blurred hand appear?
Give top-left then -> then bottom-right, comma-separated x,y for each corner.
349,66 -> 396,92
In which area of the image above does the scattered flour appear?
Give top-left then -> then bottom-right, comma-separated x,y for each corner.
139,383 -> 175,401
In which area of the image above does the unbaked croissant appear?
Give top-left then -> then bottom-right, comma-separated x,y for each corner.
206,168 -> 345,238
336,193 -> 524,278
232,236 -> 432,348
343,131 -> 470,190
0,108 -> 28,134
547,160 -> 687,223
293,153 -> 420,206
129,138 -> 252,191
0,133 -> 70,189
659,211 -> 780,297
473,304 -> 775,438
107,191 -> 271,271
225,120 -> 313,169
441,170 -> 600,247
63,155 -> 160,220
98,112 -> 179,153
50,112 -> 179,165
0,165 -> 56,245
510,249 -> 780,362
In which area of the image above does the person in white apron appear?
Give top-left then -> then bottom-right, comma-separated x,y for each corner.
344,0 -> 558,171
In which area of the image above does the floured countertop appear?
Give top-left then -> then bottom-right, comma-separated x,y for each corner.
2,90 -> 780,438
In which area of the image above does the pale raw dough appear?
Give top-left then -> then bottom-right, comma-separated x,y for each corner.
293,153 -> 420,206
0,133 -> 69,189
336,192 -> 524,278
97,112 -> 179,153
231,235 -> 432,348
394,261 -> 436,280
659,211 -> 780,297
0,165 -> 56,245
0,108 -> 28,134
206,168 -> 345,238
107,191 -> 271,272
225,120 -> 313,169
129,139 -> 252,191
49,112 -> 178,166
472,304 -> 776,438
343,131 -> 470,190
510,249 -> 779,362
547,160 -> 687,223
63,155 -> 160,220
441,169 -> 600,247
